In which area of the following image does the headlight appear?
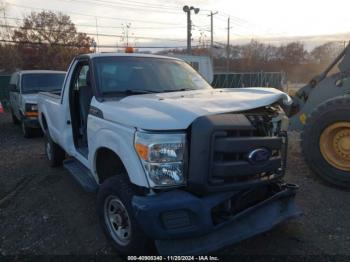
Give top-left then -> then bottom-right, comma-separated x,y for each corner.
134,131 -> 186,188
271,105 -> 289,133
25,103 -> 38,112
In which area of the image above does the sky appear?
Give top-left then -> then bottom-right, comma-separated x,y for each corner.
4,0 -> 350,51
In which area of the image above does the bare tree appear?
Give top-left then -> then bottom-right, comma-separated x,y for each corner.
12,11 -> 94,69
311,42 -> 343,64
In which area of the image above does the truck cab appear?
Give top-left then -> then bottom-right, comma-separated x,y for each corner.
9,70 -> 66,137
38,53 -> 300,255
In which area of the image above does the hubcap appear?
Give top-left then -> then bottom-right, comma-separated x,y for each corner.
104,196 -> 131,246
320,122 -> 350,171
46,140 -> 52,161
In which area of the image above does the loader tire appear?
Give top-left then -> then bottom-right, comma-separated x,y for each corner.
301,95 -> 350,188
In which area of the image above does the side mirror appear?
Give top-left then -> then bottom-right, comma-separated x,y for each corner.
8,84 -> 18,92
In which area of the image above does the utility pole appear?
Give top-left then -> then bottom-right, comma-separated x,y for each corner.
95,17 -> 100,52
226,16 -> 230,73
183,5 -> 200,54
186,9 -> 191,53
121,22 -> 132,47
208,11 -> 218,49
225,16 -> 230,88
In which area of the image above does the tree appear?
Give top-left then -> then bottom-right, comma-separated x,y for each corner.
12,11 -> 94,70
311,42 -> 343,64
278,42 -> 307,65
0,1 -> 22,71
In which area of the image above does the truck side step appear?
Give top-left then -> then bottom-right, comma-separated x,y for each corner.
63,159 -> 98,192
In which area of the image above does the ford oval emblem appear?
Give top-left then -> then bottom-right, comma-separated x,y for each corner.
248,148 -> 271,165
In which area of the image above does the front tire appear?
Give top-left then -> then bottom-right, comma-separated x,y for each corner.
22,121 -> 34,138
97,175 -> 154,255
11,109 -> 20,125
44,132 -> 65,167
301,96 -> 350,188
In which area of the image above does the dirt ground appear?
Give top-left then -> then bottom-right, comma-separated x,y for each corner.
1,112 -> 350,257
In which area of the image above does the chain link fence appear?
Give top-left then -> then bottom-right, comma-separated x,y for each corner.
212,71 -> 286,90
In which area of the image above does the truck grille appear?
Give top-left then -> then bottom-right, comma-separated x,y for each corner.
211,130 -> 283,184
187,113 -> 286,194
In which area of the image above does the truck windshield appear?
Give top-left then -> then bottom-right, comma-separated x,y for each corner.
93,56 -> 212,95
22,73 -> 66,94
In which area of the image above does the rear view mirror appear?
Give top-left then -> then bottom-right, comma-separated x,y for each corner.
8,84 -> 18,92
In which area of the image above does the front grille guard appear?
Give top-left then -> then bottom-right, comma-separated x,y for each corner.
208,131 -> 287,189
187,113 -> 288,194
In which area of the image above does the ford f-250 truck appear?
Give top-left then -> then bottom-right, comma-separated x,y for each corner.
37,53 -> 300,255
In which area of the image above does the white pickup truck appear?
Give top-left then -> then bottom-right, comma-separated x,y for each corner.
38,53 -> 300,255
9,70 -> 66,137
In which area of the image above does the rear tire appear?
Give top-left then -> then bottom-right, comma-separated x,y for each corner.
44,132 -> 65,167
97,175 -> 154,255
301,95 -> 350,188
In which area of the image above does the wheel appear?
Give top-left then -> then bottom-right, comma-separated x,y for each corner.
97,175 -> 154,255
22,121 -> 34,138
11,109 -> 20,125
44,132 -> 65,167
301,96 -> 350,188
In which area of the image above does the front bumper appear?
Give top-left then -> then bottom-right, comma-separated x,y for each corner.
132,183 -> 301,255
23,117 -> 40,128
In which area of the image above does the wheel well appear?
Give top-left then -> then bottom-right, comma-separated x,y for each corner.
41,114 -> 48,130
95,148 -> 126,184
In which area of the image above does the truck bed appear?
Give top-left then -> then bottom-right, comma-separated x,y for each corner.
37,90 -> 64,145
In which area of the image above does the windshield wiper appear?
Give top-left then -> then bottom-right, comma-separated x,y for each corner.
31,89 -> 61,92
124,89 -> 158,94
103,89 -> 159,96
161,88 -> 197,92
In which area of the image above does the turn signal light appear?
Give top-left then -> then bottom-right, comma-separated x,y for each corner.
135,143 -> 149,160
25,111 -> 38,117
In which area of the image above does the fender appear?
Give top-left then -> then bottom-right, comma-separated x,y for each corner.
38,99 -> 54,137
88,115 -> 149,188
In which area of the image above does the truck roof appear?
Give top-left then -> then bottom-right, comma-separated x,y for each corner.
18,70 -> 66,75
77,52 -> 183,61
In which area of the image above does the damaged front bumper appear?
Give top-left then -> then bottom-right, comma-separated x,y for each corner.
132,183 -> 301,255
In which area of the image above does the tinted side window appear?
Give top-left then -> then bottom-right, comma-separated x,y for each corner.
21,74 -> 66,93
74,64 -> 89,90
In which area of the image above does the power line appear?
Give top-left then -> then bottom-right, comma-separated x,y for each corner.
72,0 -> 181,12
0,24 -> 187,42
0,39 -> 194,49
70,0 -> 182,14
2,16 -> 186,30
6,2 -> 184,26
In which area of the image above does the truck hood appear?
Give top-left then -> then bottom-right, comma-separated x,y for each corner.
96,88 -> 292,130
21,93 -> 39,105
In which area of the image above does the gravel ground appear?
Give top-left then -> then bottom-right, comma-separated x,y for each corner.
1,112 -> 350,257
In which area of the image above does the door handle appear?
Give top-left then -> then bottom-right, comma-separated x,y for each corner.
67,120 -> 71,125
